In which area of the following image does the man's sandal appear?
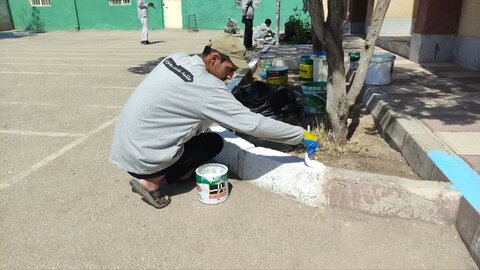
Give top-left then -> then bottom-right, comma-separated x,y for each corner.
129,179 -> 171,209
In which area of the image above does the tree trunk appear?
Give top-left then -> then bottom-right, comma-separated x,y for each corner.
347,0 -> 391,106
325,30 -> 349,144
312,26 -> 323,52
307,0 -> 349,143
307,0 -> 391,144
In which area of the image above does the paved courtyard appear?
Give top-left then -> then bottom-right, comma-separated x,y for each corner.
0,30 -> 477,269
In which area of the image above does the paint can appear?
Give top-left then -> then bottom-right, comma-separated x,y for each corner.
299,55 -> 313,81
365,53 -> 396,85
196,163 -> 229,205
348,51 -> 360,70
266,66 -> 288,85
302,81 -> 327,114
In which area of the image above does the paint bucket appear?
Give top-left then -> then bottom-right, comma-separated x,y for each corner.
262,60 -> 272,71
266,66 -> 288,85
299,55 -> 313,81
312,51 -> 328,82
196,163 -> 229,205
302,81 -> 327,114
348,51 -> 360,70
365,53 -> 396,85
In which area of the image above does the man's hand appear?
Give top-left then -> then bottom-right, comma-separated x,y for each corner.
303,130 -> 319,156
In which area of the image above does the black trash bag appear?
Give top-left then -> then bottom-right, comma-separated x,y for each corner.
232,81 -> 304,151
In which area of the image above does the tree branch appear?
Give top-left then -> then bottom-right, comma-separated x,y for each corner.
347,0 -> 391,106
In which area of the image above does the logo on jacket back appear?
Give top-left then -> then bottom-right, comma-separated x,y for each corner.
163,58 -> 194,82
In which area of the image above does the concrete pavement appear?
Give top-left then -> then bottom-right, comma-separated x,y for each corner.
0,30 -> 477,269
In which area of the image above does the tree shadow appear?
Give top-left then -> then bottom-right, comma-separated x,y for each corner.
127,57 -> 166,74
0,31 -> 37,39
23,7 -> 46,33
127,53 -> 200,75
383,64 -> 480,127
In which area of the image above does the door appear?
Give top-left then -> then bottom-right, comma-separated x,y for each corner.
163,0 -> 182,29
0,0 -> 14,30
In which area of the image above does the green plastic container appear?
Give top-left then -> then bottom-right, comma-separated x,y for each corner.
302,81 -> 327,114
349,51 -> 360,61
348,51 -> 360,70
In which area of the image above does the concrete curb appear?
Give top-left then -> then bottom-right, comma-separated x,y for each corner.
362,84 -> 480,264
210,126 -> 460,225
362,86 -> 453,181
457,198 -> 480,266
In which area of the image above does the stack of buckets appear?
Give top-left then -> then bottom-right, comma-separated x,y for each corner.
300,52 -> 328,114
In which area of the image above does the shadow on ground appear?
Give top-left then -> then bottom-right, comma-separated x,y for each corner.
127,57 -> 166,74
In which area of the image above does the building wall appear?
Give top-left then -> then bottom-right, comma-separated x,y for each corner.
380,0 -> 415,36
76,0 -> 164,30
455,0 -> 480,69
350,0 -> 416,36
0,0 -> 13,30
8,0 -> 164,31
181,0 -> 305,32
8,0 -> 78,31
457,0 -> 480,37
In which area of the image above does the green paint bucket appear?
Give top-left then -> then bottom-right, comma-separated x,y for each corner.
266,66 -> 288,85
196,163 -> 229,205
302,81 -> 327,114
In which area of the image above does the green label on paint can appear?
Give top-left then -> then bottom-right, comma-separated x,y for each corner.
196,174 -> 228,185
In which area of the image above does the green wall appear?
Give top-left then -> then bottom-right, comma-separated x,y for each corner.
181,0 -> 306,31
76,0 -> 164,30
8,0 -> 78,31
7,0 -> 304,31
8,0 -> 164,31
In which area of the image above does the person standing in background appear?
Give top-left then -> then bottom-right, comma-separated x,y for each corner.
241,0 -> 254,49
137,0 -> 155,45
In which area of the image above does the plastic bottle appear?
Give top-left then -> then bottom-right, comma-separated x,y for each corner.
312,51 -> 328,82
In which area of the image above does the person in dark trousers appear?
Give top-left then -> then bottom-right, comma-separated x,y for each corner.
109,33 -> 319,209
241,0 -> 254,49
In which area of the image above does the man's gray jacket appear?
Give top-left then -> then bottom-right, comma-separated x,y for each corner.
109,53 -> 303,175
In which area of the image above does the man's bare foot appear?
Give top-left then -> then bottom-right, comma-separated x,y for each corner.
138,175 -> 166,191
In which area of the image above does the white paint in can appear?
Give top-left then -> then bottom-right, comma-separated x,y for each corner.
195,163 -> 229,205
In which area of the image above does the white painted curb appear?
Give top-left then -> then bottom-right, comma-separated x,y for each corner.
210,126 -> 460,225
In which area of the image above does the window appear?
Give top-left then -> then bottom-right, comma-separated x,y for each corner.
109,0 -> 131,5
30,0 -> 51,6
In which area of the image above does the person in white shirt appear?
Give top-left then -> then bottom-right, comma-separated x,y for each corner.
137,0 -> 154,44
253,18 -> 273,45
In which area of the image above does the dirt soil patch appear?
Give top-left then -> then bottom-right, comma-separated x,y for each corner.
293,110 -> 421,180
250,69 -> 421,180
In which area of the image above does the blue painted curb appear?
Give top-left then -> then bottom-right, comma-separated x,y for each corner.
429,150 -> 480,212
